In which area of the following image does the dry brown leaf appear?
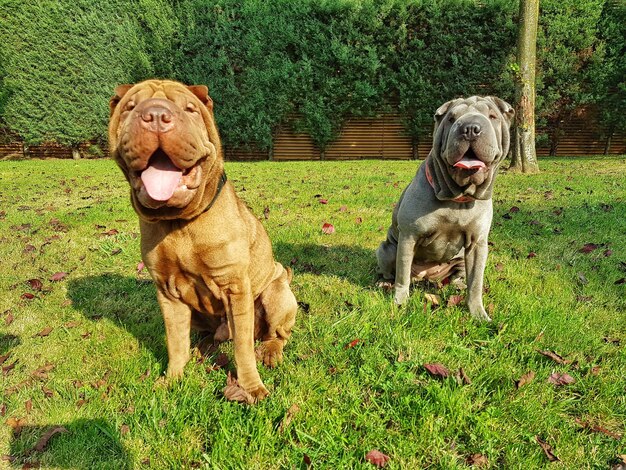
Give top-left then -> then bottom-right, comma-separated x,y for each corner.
365,449 -> 390,468
278,404 -> 300,433
32,363 -> 55,380
575,418 -> 622,440
535,436 -> 559,462
41,386 -> 54,398
458,367 -> 471,385
49,272 -> 68,282
222,372 -> 256,404
120,424 -> 130,435
33,327 -> 53,338
447,294 -> 464,307
6,417 -> 27,436
537,349 -> 570,364
4,310 -> 14,325
466,453 -> 489,467
515,371 -> 535,389
548,372 -> 575,386
0,353 -> 10,366
32,426 -> 68,452
424,293 -> 441,306
138,369 -> 151,382
25,399 -> 32,413
64,321 -> 80,328
0,403 -> 6,417
2,360 -> 17,375
423,363 -> 450,378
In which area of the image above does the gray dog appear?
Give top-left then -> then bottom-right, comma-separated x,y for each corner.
376,96 -> 514,321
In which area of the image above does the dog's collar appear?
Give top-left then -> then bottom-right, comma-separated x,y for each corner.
424,158 -> 475,203
202,172 -> 228,213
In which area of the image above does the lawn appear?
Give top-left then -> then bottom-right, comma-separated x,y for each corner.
1,157 -> 625,469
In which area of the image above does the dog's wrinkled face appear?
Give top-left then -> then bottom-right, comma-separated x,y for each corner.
109,79 -> 221,220
430,96 -> 514,200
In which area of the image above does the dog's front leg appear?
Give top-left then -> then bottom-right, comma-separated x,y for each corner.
157,289 -> 192,378
464,239 -> 491,321
225,278 -> 269,401
394,230 -> 417,305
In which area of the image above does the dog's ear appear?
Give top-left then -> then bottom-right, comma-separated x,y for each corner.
434,99 -> 459,122
487,96 -> 515,124
187,85 -> 214,111
109,84 -> 134,116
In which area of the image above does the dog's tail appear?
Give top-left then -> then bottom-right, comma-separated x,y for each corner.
285,266 -> 293,284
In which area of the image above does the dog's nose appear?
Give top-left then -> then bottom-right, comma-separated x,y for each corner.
462,123 -> 482,140
140,104 -> 174,133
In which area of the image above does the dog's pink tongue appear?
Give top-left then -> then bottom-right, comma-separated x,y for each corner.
140,153 -> 183,201
454,157 -> 486,170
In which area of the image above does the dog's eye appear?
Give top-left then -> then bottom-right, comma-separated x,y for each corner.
126,101 -> 136,111
185,103 -> 198,113
448,116 -> 455,123
489,113 -> 498,120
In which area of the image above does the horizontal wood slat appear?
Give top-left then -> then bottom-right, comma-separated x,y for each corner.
273,127 -> 321,161
224,147 -> 268,161
324,114 -> 412,160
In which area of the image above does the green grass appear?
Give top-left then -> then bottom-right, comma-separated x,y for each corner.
1,157 -> 625,469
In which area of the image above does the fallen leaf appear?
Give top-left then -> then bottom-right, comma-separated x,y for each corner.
6,417 -> 27,436
575,418 -> 622,440
303,454 -> 312,466
32,363 -> 55,380
49,272 -> 67,282
345,339 -> 361,349
579,243 -> 598,254
515,371 -> 535,389
0,353 -> 10,366
64,321 -> 80,328
263,206 -> 270,219
447,295 -> 464,307
222,372 -> 256,404
278,404 -> 300,433
318,198 -> 328,204
26,279 -> 43,291
355,217 -> 363,224
139,369 -> 151,382
4,310 -> 14,325
535,436 -> 560,462
527,251 -> 537,259
214,353 -> 229,368
23,244 -> 36,253
458,367 -> 471,385
509,206 -> 520,213
604,249 -> 613,257
537,349 -> 570,364
365,449 -> 390,468
321,222 -> 335,234
76,399 -> 88,408
424,293 -> 441,306
0,403 -> 5,416
111,248 -> 122,255
548,372 -> 575,386
615,278 -> 626,285
21,293 -> 35,300
32,426 -> 68,452
339,205 -> 348,212
33,327 -> 53,338
494,263 -> 504,272
2,360 -> 17,375
120,424 -> 130,435
102,229 -> 119,236
136,261 -> 145,273
424,363 -> 450,378
41,386 -> 54,398
466,453 -> 489,467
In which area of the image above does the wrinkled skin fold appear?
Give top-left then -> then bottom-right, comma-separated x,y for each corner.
376,96 -> 514,321
109,79 -> 297,401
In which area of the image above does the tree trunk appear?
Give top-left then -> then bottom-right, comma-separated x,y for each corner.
510,0 -> 540,173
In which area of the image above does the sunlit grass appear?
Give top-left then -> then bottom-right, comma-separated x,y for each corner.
0,157 -> 625,468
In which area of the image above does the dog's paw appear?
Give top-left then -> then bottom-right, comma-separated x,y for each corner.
469,306 -> 492,322
165,364 -> 186,379
394,288 -> 410,305
256,340 -> 284,368
223,373 -> 269,404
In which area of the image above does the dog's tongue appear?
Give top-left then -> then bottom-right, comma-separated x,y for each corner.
140,153 -> 183,201
454,157 -> 486,170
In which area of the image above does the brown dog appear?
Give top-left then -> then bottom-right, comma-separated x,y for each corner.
108,79 -> 297,401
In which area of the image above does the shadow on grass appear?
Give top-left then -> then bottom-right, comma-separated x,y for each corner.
67,274 -> 168,368
0,333 -> 20,355
274,242 -> 378,288
8,418 -> 131,468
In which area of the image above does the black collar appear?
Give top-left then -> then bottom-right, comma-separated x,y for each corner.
202,172 -> 227,213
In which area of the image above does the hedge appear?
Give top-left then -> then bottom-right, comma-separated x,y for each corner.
0,0 -> 622,152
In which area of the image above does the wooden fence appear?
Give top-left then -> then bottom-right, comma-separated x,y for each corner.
1,109 -> 624,161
